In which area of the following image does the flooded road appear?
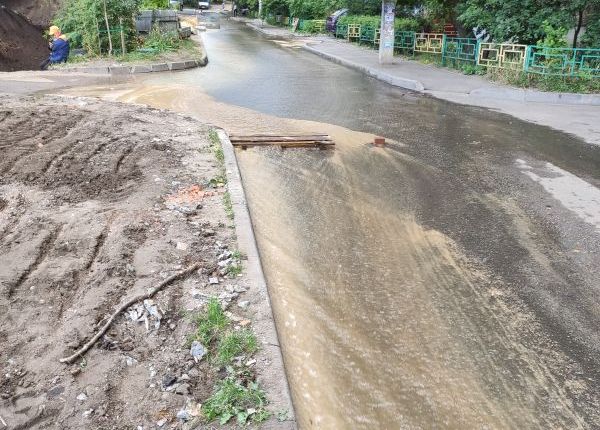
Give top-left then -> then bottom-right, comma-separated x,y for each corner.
72,21 -> 600,428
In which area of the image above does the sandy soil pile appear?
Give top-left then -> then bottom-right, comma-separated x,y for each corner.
0,6 -> 48,72
0,0 -> 60,27
0,94 -> 255,429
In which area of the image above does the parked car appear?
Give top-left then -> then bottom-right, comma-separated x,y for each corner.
198,0 -> 210,9
169,0 -> 183,10
326,8 -> 348,33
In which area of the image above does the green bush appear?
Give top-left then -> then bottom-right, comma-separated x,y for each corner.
299,19 -> 326,33
143,26 -> 181,52
338,15 -> 420,32
55,0 -> 139,54
287,0 -> 342,19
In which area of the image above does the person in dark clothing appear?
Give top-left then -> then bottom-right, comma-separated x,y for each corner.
40,26 -> 70,70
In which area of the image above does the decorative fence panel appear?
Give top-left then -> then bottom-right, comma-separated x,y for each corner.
414,33 -> 445,54
442,37 -> 478,64
477,43 -> 527,69
525,46 -> 600,77
394,31 -> 415,54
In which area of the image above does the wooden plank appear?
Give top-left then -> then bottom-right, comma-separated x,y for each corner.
230,135 -> 331,142
232,140 -> 335,147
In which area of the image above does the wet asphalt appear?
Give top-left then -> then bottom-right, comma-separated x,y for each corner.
151,21 -> 600,428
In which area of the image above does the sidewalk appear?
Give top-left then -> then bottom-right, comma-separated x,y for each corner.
244,20 -> 600,145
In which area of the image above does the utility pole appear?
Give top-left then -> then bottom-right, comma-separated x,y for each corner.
379,0 -> 395,64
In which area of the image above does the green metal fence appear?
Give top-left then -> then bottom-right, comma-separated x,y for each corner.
327,23 -> 600,78
442,37 -> 478,65
525,46 -> 600,77
394,31 -> 415,54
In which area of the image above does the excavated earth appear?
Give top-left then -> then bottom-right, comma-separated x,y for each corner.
0,94 -> 260,429
0,6 -> 48,72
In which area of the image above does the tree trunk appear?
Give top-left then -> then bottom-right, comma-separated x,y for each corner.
379,0 -> 395,64
102,0 -> 113,56
573,8 -> 584,48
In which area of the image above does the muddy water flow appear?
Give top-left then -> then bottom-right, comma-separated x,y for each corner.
64,21 -> 600,429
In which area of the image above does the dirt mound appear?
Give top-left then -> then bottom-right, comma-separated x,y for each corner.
0,6 -> 48,72
0,94 -> 237,429
0,0 -> 60,27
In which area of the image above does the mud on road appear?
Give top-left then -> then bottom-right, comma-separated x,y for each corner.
0,94 -> 252,429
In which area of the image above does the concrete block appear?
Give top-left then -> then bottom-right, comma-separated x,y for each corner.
150,63 -> 169,72
109,66 -> 131,75
183,60 -> 197,69
169,61 -> 187,71
131,65 -> 152,74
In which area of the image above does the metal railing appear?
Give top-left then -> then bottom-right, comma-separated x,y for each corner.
525,46 -> 600,77
442,37 -> 478,64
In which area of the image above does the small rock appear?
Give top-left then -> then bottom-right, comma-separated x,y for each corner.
47,385 -> 64,399
180,374 -> 190,381
82,409 -> 94,418
177,409 -> 191,421
190,289 -> 204,299
176,242 -> 189,251
175,383 -> 190,395
76,393 -> 88,401
169,323 -> 176,330
125,356 -> 137,367
208,277 -> 219,285
70,367 -> 81,376
218,251 -> 232,261
188,368 -> 200,378
162,374 -> 177,389
190,341 -> 206,362
202,229 -> 216,237
156,418 -> 167,427
237,301 -> 250,310
239,319 -> 251,327
233,285 -> 247,293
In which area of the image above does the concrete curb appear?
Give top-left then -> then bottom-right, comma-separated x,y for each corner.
217,130 -> 297,429
55,57 -> 208,75
469,87 -> 600,106
302,45 -> 425,92
246,22 -> 297,40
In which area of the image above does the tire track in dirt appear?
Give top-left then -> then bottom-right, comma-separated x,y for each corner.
6,225 -> 62,298
0,193 -> 26,241
114,145 -> 135,173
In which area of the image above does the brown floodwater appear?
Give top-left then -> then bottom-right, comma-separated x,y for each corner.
62,20 -> 600,429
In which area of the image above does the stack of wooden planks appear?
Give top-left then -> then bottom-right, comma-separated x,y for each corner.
229,134 -> 334,149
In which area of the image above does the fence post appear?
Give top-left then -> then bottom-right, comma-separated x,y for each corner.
441,34 -> 447,66
523,45 -> 531,73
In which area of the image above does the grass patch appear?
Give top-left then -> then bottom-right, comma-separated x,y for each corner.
223,191 -> 234,220
209,129 -> 224,165
227,263 -> 243,277
191,297 -> 229,345
209,173 -> 227,187
202,375 -> 270,425
486,68 -> 600,93
187,300 -> 269,425
216,329 -> 258,365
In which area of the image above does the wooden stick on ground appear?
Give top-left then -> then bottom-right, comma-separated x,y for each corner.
59,262 -> 202,364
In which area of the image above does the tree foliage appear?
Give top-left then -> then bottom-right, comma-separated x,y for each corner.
55,0 -> 140,53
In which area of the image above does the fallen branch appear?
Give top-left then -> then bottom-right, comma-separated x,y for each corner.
59,262 -> 202,364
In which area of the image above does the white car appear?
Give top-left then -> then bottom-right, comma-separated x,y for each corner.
198,0 -> 210,9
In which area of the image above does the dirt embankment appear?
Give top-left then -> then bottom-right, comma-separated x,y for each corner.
0,6 -> 48,72
0,0 -> 60,27
0,94 -> 274,429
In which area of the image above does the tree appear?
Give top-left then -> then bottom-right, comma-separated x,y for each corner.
55,0 -> 140,54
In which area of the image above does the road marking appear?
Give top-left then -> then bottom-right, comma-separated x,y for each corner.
516,158 -> 600,231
